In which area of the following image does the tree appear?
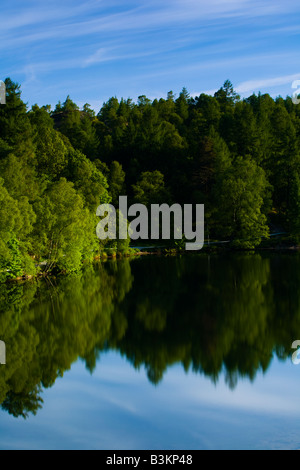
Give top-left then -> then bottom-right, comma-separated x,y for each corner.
32,178 -> 98,272
52,97 -> 99,160
0,179 -> 36,280
175,87 -> 190,122
214,157 -> 271,248
268,103 -> 300,227
0,78 -> 35,160
109,161 -> 126,207
132,171 -> 171,206
0,153 -> 40,202
63,149 -> 111,211
214,80 -> 240,107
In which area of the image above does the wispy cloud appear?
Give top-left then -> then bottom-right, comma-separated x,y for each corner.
2,0 -> 300,108
195,73 -> 300,99
1,0 -> 298,49
84,48 -> 109,67
236,73 -> 300,94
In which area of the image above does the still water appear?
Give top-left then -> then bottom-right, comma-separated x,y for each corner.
0,253 -> 299,450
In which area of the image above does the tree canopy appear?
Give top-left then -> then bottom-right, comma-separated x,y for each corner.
0,78 -> 299,279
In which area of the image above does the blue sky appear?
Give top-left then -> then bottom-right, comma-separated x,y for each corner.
2,0 -> 300,112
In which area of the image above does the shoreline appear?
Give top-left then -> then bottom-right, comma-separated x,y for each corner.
2,242 -> 299,285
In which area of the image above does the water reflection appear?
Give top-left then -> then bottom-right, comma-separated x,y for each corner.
0,253 -> 299,418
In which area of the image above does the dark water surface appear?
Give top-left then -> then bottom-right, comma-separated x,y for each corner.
0,253 -> 300,450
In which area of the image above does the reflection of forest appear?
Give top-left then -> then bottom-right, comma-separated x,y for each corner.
0,254 -> 299,418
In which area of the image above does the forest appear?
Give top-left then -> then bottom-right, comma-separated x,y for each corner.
0,78 -> 299,281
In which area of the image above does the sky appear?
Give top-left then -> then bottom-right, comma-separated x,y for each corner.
2,0 -> 300,112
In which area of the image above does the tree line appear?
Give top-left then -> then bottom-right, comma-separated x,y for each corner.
0,78 -> 299,280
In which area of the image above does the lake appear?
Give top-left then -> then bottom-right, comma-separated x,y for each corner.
0,253 -> 300,450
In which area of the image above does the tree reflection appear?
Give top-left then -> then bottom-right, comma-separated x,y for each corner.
0,253 -> 300,417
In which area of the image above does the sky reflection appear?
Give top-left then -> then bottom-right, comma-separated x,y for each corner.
0,351 -> 299,450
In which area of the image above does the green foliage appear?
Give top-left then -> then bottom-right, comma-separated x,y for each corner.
288,173 -> 300,240
214,157 -> 271,248
0,77 -> 299,281
51,96 -> 99,160
0,154 -> 40,202
34,126 -> 69,179
63,148 -> 111,211
4,238 -> 23,279
132,171 -> 171,206
109,161 -> 126,206
32,178 -> 98,272
0,79 -> 35,160
214,80 -> 240,107
0,178 -> 36,280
